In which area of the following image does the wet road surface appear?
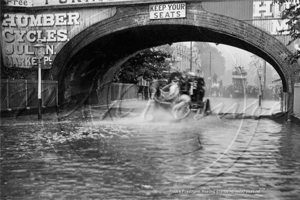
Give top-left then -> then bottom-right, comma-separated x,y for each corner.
1,101 -> 300,200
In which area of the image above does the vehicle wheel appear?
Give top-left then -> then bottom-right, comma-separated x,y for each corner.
174,104 -> 191,120
116,108 -> 134,118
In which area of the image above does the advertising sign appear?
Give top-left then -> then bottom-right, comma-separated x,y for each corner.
253,0 -> 300,35
5,0 -> 33,7
5,0 -> 133,7
149,3 -> 186,20
1,8 -> 116,69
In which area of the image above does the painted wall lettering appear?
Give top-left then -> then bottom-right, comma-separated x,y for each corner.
5,0 -> 33,7
253,0 -> 300,35
1,8 -> 117,69
1,12 -> 80,68
5,0 -> 133,7
2,13 -> 80,27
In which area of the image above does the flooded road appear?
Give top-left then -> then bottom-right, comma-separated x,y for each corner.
1,107 -> 300,199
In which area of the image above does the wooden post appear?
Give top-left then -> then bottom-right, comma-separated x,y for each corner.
7,79 -> 9,109
25,80 -> 28,108
56,82 -> 58,107
190,41 -> 193,71
263,60 -> 267,89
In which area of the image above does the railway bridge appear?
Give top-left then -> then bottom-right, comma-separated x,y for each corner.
2,0 -> 300,118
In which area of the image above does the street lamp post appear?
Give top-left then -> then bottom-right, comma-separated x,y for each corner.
209,52 -> 212,79
33,41 -> 46,120
257,67 -> 263,107
190,41 -> 193,71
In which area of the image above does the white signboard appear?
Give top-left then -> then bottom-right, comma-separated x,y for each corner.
149,3 -> 186,20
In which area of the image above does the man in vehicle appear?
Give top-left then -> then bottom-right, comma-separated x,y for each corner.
187,71 -> 205,104
165,76 -> 191,116
142,75 -> 190,119
180,70 -> 191,96
196,71 -> 206,103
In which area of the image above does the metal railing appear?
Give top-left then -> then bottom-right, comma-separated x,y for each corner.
96,83 -> 139,105
1,80 -> 143,112
294,83 -> 300,117
1,79 -> 58,111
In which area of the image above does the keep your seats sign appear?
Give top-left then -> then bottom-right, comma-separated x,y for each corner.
149,3 -> 186,20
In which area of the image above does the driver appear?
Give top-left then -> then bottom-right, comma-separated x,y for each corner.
163,76 -> 181,102
188,72 -> 197,96
162,76 -> 191,114
170,76 -> 191,115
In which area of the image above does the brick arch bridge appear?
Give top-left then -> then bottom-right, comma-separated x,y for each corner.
40,1 -> 299,114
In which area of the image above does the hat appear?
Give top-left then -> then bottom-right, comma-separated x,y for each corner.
188,72 -> 196,76
172,76 -> 180,82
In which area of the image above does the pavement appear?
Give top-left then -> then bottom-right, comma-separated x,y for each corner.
0,97 -> 283,123
92,97 -> 283,118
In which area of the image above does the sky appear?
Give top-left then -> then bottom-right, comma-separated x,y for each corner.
213,44 -> 252,70
182,41 -> 252,70
215,44 -> 257,85
181,42 -> 279,85
214,44 -> 280,85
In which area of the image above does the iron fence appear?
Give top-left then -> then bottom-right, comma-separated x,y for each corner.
96,83 -> 139,105
1,79 -> 58,111
1,81 -> 143,111
294,83 -> 300,117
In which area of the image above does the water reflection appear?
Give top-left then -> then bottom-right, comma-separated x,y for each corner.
1,114 -> 300,199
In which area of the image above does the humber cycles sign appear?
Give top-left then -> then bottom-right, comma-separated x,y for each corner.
1,8 -> 117,69
149,3 -> 186,20
2,12 -> 78,68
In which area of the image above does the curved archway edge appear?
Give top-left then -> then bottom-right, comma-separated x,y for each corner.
50,2 -> 299,116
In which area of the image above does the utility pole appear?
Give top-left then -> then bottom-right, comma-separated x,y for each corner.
209,52 -> 211,77
33,41 -> 45,121
190,41 -> 193,71
263,60 -> 266,89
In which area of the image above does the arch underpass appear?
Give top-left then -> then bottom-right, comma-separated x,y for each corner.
45,1 -> 299,115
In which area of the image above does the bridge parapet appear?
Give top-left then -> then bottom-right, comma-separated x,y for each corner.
1,0 -> 203,70
2,0 -> 207,10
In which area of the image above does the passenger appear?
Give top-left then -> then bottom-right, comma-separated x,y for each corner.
196,72 -> 206,103
188,72 -> 197,96
180,71 -> 191,95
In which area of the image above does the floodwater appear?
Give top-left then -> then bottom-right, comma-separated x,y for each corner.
1,101 -> 300,199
